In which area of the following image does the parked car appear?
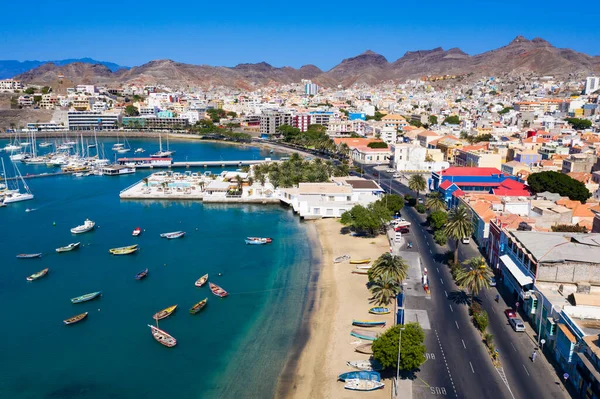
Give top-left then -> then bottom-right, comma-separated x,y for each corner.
509,318 -> 526,332
504,308 -> 517,319
417,198 -> 424,204
393,173 -> 402,178
373,171 -> 379,177
386,168 -> 396,173
395,227 -> 410,234
490,277 -> 496,287
461,237 -> 470,244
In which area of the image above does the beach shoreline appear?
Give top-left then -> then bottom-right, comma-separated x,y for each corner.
277,219 -> 392,398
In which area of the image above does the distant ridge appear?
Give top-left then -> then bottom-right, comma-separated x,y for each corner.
11,36 -> 600,89
0,58 -> 127,79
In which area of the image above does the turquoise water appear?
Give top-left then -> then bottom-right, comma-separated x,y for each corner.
0,140 -> 312,398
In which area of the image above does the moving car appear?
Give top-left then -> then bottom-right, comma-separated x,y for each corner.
461,237 -> 470,244
490,277 -> 496,287
504,308 -> 517,319
386,168 -> 396,173
393,173 -> 402,178
417,198 -> 424,204
509,317 -> 526,332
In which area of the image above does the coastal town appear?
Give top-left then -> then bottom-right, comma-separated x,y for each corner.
2,36 -> 600,399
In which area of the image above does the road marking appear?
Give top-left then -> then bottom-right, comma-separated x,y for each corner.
491,307 -> 496,314
434,330 -> 459,398
444,290 -> 448,297
522,364 -> 530,376
511,343 -> 517,352
462,339 -> 466,349
440,278 -> 444,284
427,241 -> 430,246
455,321 -> 460,329
496,368 -> 516,399
436,267 -> 439,272
470,361 -> 475,373
449,304 -> 454,312
430,250 -> 433,254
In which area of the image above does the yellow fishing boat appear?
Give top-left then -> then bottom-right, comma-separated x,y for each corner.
109,244 -> 139,255
153,305 -> 177,320
350,258 -> 371,265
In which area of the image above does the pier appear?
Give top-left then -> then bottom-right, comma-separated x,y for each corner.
171,159 -> 269,168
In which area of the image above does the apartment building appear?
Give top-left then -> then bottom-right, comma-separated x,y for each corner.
0,79 -> 23,91
562,154 -> 597,174
585,77 -> 600,95
122,116 -> 189,130
68,111 -> 120,131
260,111 -> 293,135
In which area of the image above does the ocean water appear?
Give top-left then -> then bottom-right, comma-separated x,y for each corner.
0,139 -> 313,398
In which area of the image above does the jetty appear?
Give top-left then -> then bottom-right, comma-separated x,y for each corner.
115,157 -> 272,169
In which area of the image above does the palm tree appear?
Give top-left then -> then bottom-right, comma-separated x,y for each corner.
443,205 -> 474,264
370,272 -> 402,306
369,253 -> 409,283
425,192 -> 446,212
408,174 -> 427,198
235,175 -> 243,193
456,257 -> 493,300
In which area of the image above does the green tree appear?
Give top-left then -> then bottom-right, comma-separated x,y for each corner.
498,107 -> 513,115
409,119 -> 423,128
278,124 -> 301,141
443,205 -> 474,264
443,115 -> 460,125
425,192 -> 446,212
428,210 -> 448,230
428,115 -> 438,125
24,87 -> 35,95
408,175 -> 426,197
124,105 -> 139,116
381,194 -> 404,214
433,230 -> 448,246
415,204 -> 425,213
456,257 -> 493,300
527,171 -> 591,202
41,86 -> 51,94
565,117 -> 592,130
340,205 -> 381,235
372,323 -> 426,371
368,253 -> 408,283
367,141 -> 388,149
369,272 -> 401,305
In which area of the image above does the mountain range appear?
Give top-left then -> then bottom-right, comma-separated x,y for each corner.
7,37 -> 600,89
0,58 -> 127,80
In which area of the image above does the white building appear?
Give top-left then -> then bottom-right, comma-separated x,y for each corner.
0,79 -> 23,91
180,110 -> 201,125
390,143 -> 449,172
305,83 -> 319,96
76,85 -> 95,94
279,179 -> 384,219
379,125 -> 397,144
68,111 -> 120,131
585,77 -> 600,95
351,146 -> 392,165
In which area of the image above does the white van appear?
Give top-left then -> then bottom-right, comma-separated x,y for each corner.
462,237 -> 470,244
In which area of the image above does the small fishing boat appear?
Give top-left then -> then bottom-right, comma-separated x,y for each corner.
135,268 -> 149,280
64,312 -> 88,325
16,253 -> 42,259
352,320 -> 386,327
350,328 -> 379,341
344,379 -> 384,391
148,324 -> 176,347
351,269 -> 369,275
354,343 -> 373,354
338,370 -> 381,382
246,237 -> 272,244
245,238 -> 267,245
153,305 -> 177,320
355,265 -> 372,270
56,242 -> 81,253
26,268 -> 49,281
333,254 -> 351,263
160,231 -> 185,239
71,291 -> 102,304
189,298 -> 208,314
195,274 -> 208,287
109,244 -> 138,255
368,307 -> 390,315
134,148 -> 145,153
132,227 -> 142,236
209,282 -> 228,298
346,360 -> 383,371
349,258 -> 371,265
70,219 -> 95,234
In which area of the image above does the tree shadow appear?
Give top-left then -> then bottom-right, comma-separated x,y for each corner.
447,290 -> 483,306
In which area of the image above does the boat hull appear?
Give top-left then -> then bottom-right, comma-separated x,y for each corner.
135,269 -> 148,280
354,343 -> 373,354
16,253 -> 42,259
368,307 -> 390,315
148,325 -> 176,347
71,291 -> 102,304
64,312 -> 88,325
338,371 -> 381,382
153,305 -> 177,320
189,298 -> 208,314
27,268 -> 49,281
350,328 -> 379,341
349,259 -> 371,265
195,274 -> 208,287
56,242 -> 80,253
352,320 -> 386,327
209,283 -> 228,298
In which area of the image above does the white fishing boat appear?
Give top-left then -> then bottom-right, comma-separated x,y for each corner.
4,144 -> 21,151
112,143 -> 125,151
1,159 -> 34,204
70,219 -> 95,234
39,142 -> 53,148
135,148 -> 145,153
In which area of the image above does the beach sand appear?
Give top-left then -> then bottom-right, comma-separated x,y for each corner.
279,218 -> 393,398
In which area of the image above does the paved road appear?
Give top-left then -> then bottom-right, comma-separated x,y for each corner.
362,165 -> 566,399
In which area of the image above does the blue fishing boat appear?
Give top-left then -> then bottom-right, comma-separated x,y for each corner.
71,291 -> 102,304
338,370 -> 381,382
16,253 -> 42,259
344,379 -> 385,391
368,307 -> 390,315
350,328 -> 379,341
352,320 -> 386,327
135,268 -> 149,280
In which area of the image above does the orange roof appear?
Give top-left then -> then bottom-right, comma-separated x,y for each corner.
417,130 -> 440,137
381,114 -> 405,121
353,145 -> 391,153
333,138 -> 382,148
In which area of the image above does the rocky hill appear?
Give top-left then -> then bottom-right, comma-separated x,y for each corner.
13,36 -> 600,89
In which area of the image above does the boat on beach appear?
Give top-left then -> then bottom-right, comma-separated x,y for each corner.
16,253 -> 42,259
26,268 -> 49,281
70,219 -> 95,234
209,282 -> 228,298
349,258 -> 371,265
153,305 -> 177,320
189,298 -> 208,314
351,269 -> 369,275
132,227 -> 142,236
148,324 -> 176,347
344,379 -> 384,391
71,291 -> 102,304
160,231 -> 185,239
333,254 -> 351,263
346,360 -> 383,371
354,343 -> 373,354
350,328 -> 379,341
135,268 -> 149,280
64,312 -> 88,325
195,274 -> 208,287
368,307 -> 390,315
352,320 -> 386,327
355,265 -> 372,270
109,244 -> 138,255
56,242 -> 80,253
338,370 -> 381,382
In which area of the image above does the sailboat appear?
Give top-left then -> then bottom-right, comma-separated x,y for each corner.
150,134 -> 175,158
2,159 -> 34,204
112,132 -> 131,153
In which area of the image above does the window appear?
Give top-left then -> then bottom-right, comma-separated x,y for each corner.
328,196 -> 334,201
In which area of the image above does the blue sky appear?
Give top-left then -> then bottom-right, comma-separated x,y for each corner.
2,0 -> 598,70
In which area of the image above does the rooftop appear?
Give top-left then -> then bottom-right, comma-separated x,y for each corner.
511,231 -> 600,264
438,166 -> 503,177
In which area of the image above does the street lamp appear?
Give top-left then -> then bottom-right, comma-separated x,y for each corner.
395,326 -> 406,396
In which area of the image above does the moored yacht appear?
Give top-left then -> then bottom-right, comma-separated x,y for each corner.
70,219 -> 95,234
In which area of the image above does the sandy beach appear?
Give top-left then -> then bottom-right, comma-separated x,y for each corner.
279,218 -> 393,398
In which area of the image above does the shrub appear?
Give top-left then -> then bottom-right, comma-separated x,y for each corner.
415,204 -> 426,213
484,333 -> 494,349
473,310 -> 489,332
433,230 -> 447,246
